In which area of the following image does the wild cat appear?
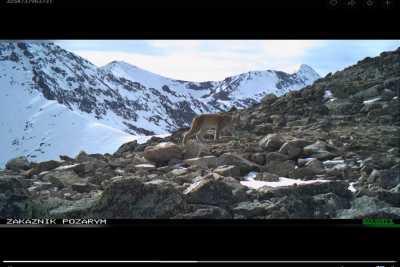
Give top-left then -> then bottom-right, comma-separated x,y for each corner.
182,113 -> 239,145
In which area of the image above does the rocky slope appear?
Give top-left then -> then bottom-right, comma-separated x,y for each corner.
0,41 -> 319,166
1,47 -> 399,219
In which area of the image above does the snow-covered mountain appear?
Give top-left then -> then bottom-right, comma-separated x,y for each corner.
102,60 -> 320,111
0,41 -> 320,166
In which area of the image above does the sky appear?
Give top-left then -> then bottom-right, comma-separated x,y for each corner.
56,40 -> 399,82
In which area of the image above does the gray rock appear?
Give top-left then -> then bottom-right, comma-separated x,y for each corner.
337,196 -> 400,219
304,159 -> 325,174
75,151 -> 90,162
366,166 -> 400,189
259,134 -> 285,152
357,186 -> 400,207
113,140 -> 138,157
5,156 -> 31,171
312,193 -> 351,218
0,176 -> 34,217
184,156 -> 219,169
24,160 -> 62,177
290,167 -> 317,180
91,177 -> 186,218
183,174 -> 248,206
353,84 -> 380,100
250,153 -> 266,165
232,200 -> 274,218
218,153 -> 263,175
255,172 -> 280,182
43,170 -> 83,188
265,152 -> 288,162
144,142 -> 183,166
174,205 -> 232,219
48,193 -> 102,218
381,88 -> 396,101
71,182 -> 96,193
303,140 -> 338,156
213,165 -> 241,178
278,140 -> 304,159
254,123 -> 274,135
265,160 -> 296,177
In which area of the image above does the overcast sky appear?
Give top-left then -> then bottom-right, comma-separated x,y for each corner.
56,40 -> 399,82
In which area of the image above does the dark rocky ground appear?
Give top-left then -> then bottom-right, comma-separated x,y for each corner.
1,48 -> 399,219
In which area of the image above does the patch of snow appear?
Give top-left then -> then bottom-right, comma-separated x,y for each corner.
243,171 -> 258,180
348,182 -> 357,193
54,164 -> 80,171
324,90 -> 333,99
363,97 -> 381,104
241,172 -> 329,189
135,164 -> 155,168
323,160 -> 345,165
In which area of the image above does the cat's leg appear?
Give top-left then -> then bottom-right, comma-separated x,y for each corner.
196,128 -> 207,143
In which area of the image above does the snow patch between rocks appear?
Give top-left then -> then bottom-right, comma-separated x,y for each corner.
348,182 -> 357,193
363,97 -> 381,104
241,171 -> 330,189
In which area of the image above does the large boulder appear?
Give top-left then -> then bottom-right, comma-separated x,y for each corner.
113,140 -> 138,157
312,192 -> 351,218
250,153 -> 266,165
233,195 -> 317,219
45,193 -> 102,218
218,152 -> 263,175
304,159 -> 325,174
5,156 -> 31,171
91,177 -> 186,218
213,165 -> 241,179
43,170 -> 84,188
144,142 -> 183,165
184,156 -> 219,169
183,174 -> 248,206
24,160 -> 62,177
259,134 -> 285,152
232,200 -> 275,218
254,123 -> 274,135
265,152 -> 288,162
290,167 -> 318,180
0,176 -> 34,218
357,185 -> 400,207
303,141 -> 338,160
337,196 -> 400,219
174,204 -> 232,219
365,166 -> 400,190
264,160 -> 296,177
278,140 -> 306,159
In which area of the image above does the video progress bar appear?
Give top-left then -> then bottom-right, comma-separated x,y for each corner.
3,260 -> 398,263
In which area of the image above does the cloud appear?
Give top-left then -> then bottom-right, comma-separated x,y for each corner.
70,40 -> 325,81
60,40 -> 399,81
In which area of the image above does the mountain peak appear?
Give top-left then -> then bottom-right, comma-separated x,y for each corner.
106,60 -> 138,69
297,64 -> 314,73
295,64 -> 320,80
